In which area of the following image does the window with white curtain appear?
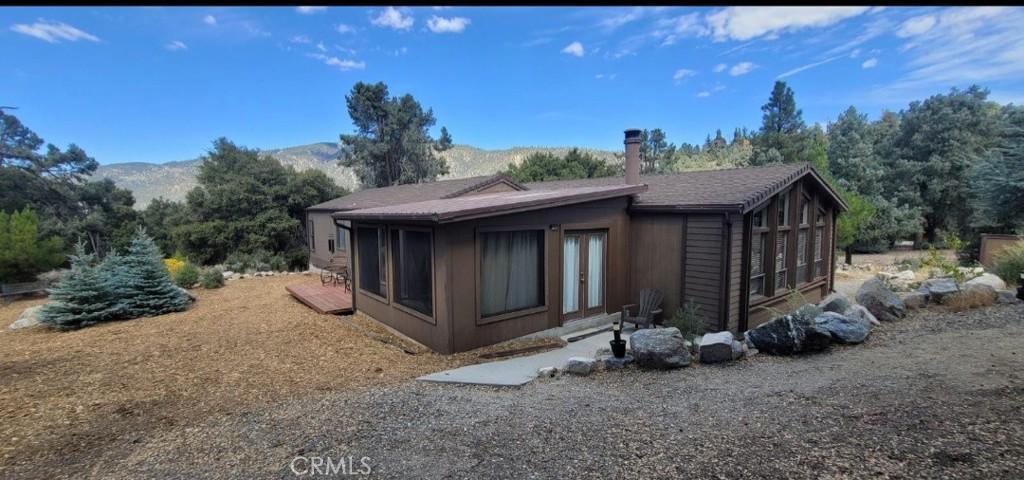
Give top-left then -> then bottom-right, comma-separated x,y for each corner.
563,235 -> 579,314
587,234 -> 605,309
480,230 -> 544,318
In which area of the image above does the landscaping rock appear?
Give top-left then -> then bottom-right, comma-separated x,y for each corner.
965,273 -> 1007,291
814,312 -> 871,344
795,303 -> 825,319
901,292 -> 930,310
856,277 -> 907,322
819,292 -> 852,314
629,327 -> 691,369
9,305 -> 42,330
963,283 -> 998,303
845,304 -> 881,327
562,357 -> 596,376
996,290 -> 1023,305
745,314 -> 831,355
597,353 -> 634,370
731,340 -> 746,360
537,367 -> 558,378
917,278 -> 959,302
594,347 -> 611,358
698,331 -> 736,364
221,270 -> 235,279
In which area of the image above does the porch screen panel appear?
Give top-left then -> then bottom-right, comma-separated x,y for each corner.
392,229 -> 433,316
586,234 -> 605,309
562,235 -> 580,314
480,230 -> 544,317
357,226 -> 386,297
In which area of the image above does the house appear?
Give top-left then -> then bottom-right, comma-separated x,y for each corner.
306,129 -> 847,354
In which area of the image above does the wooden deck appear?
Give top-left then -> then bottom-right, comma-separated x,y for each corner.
286,283 -> 353,315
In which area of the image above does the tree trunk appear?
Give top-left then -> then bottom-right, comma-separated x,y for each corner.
845,247 -> 853,265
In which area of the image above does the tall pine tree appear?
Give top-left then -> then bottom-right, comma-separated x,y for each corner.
115,228 -> 191,318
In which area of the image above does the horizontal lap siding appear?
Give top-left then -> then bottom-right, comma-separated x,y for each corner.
629,214 -> 684,320
728,213 -> 743,332
684,215 -> 723,331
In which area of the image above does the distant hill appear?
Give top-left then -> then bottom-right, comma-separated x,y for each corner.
94,143 -> 621,208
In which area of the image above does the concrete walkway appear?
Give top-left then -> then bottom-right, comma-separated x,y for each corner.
417,327 -> 632,387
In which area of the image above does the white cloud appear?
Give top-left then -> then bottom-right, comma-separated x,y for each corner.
426,16 -> 470,34
706,7 -> 869,41
393,46 -> 408,56
729,61 -> 756,76
697,91 -> 711,98
777,55 -> 843,79
595,73 -> 604,79
599,8 -> 644,31
203,15 -> 217,26
713,63 -> 727,73
336,24 -> 354,34
296,6 -> 327,14
653,12 -> 709,46
316,42 -> 327,52
896,15 -> 936,37
307,53 -> 365,71
290,34 -> 311,44
861,58 -> 878,69
673,68 -> 696,83
10,19 -> 100,43
371,7 -> 414,30
561,41 -> 584,57
165,40 -> 187,51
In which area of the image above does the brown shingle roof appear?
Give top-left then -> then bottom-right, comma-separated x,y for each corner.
307,175 -> 525,211
332,184 -> 647,223
525,162 -> 846,212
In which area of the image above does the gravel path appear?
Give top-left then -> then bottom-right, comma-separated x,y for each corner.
11,303 -> 1020,479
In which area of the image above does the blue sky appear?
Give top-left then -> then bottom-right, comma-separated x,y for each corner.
4,6 -> 1024,165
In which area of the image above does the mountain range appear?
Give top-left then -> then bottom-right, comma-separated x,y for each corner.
93,143 -> 621,208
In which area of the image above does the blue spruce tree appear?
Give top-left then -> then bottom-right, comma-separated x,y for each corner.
116,227 -> 192,317
38,243 -> 119,330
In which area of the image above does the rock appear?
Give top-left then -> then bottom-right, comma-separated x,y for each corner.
901,292 -> 929,310
845,304 -> 881,327
537,367 -> 558,378
996,290 -> 1023,305
917,278 -> 959,302
221,270 -> 235,279
629,327 -> 691,369
964,283 -> 998,302
893,270 -> 917,281
795,303 -> 825,319
731,340 -> 746,360
698,331 -> 736,364
9,305 -> 42,330
965,273 -> 1007,291
597,353 -> 634,370
819,293 -> 852,314
594,347 -> 611,358
856,277 -> 907,322
745,314 -> 832,355
562,357 -> 596,376
814,312 -> 871,344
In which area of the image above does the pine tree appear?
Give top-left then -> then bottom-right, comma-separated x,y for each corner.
38,243 -> 119,330
116,227 -> 191,317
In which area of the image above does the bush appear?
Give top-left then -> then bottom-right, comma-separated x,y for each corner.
199,268 -> 225,289
665,299 -> 705,344
268,255 -> 288,272
993,241 -> 1024,287
223,251 -> 253,273
173,262 -> 200,288
0,208 -> 65,283
163,257 -> 185,277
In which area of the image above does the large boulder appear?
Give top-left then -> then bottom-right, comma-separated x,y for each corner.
629,327 -> 691,369
996,290 -> 1023,305
845,304 -> 880,327
814,312 -> 871,344
917,278 -> 959,302
745,314 -> 831,355
963,283 -> 998,303
562,357 -> 596,376
856,277 -> 907,322
9,305 -> 42,330
819,293 -> 852,314
901,292 -> 929,310
698,331 -> 736,364
965,273 -> 1007,291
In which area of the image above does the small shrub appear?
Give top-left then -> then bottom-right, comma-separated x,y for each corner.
942,289 -> 995,312
268,255 -> 288,272
173,262 -> 200,288
224,252 -> 254,272
993,241 -> 1024,287
666,299 -> 705,343
199,268 -> 225,289
163,257 -> 185,277
894,256 -> 922,271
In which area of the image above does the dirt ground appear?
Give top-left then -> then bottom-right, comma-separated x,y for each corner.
0,275 -> 556,476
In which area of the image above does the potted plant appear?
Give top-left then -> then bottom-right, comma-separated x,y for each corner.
609,320 -> 626,358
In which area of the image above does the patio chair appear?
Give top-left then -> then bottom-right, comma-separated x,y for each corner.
621,288 -> 664,329
319,254 -> 351,291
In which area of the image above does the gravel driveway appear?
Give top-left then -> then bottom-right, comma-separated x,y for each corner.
10,303 -> 1024,479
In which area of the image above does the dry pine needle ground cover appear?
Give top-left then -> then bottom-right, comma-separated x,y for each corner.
0,275 -> 556,472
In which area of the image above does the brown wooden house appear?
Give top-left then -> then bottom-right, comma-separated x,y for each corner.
306,130 -> 847,353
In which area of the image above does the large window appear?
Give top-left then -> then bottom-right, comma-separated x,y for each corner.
774,191 -> 791,291
357,226 -> 387,298
750,206 -> 769,297
797,195 -> 811,284
480,230 -> 544,318
391,229 -> 433,317
814,206 -> 827,278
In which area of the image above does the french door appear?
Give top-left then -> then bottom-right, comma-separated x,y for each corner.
562,230 -> 607,321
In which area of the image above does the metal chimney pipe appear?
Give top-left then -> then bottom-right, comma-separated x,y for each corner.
624,128 -> 642,185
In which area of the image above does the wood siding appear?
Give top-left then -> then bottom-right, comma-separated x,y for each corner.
683,214 -> 725,331
726,213 -> 743,332
629,214 -> 683,318
307,211 -> 348,269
